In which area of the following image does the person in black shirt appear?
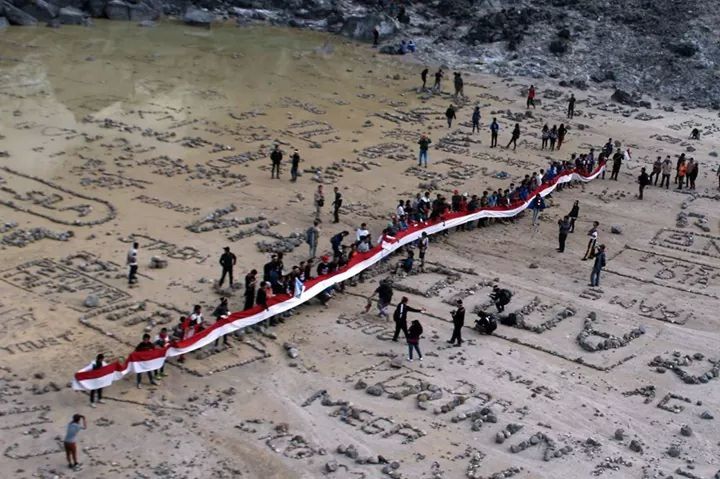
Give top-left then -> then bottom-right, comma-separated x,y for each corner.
244,269 -> 257,310
218,247 -> 236,288
448,300 -> 465,346
557,216 -> 571,253
567,94 -> 576,118
256,282 -> 269,310
421,67 -> 428,89
270,145 -> 282,179
135,334 -> 157,388
332,187 -> 343,223
638,167 -> 651,200
393,296 -> 424,341
506,123 -> 520,151
290,150 -> 300,182
213,297 -> 230,349
370,280 -> 393,319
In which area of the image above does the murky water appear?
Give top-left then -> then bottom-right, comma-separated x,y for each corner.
0,21 -> 408,175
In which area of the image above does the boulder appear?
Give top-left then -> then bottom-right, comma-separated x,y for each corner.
105,0 -> 129,20
340,13 -> 398,42
129,0 -> 160,21
610,225 -> 623,234
611,89 -> 651,108
58,6 -> 87,25
0,16 -> 8,29
149,256 -> 168,269
3,2 -> 38,25
183,6 -> 215,26
84,294 -> 100,308
20,0 -> 58,21
87,0 -> 106,17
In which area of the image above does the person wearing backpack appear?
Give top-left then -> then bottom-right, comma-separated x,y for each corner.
491,285 -> 512,313
407,319 -> 424,361
305,220 -> 320,258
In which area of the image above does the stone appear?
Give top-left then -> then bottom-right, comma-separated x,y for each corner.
528,262 -> 538,269
700,410 -> 714,420
87,0 -> 106,17
680,425 -> 692,437
628,439 -> 643,453
57,6 -> 87,24
366,384 -> 383,396
149,256 -> 168,269
325,460 -> 338,472
3,2 -> 38,25
340,13 -> 398,42
21,0 -> 58,22
84,294 -> 100,308
105,0 -> 130,20
183,6 -> 214,27
611,225 -> 623,234
667,445 -> 681,458
390,357 -> 403,368
128,1 -> 160,21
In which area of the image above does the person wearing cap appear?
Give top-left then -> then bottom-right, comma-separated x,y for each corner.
448,300 -> 465,346
218,247 -> 237,288
393,296 -> 424,341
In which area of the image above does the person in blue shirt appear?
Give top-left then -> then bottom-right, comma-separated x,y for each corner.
471,106 -> 481,134
64,414 -> 86,470
489,118 -> 500,147
528,194 -> 546,227
330,231 -> 348,260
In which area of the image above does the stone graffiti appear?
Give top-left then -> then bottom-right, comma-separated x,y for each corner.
650,229 -> 720,260
1,259 -> 130,311
0,331 -> 75,355
118,234 -> 208,263
0,166 -> 116,226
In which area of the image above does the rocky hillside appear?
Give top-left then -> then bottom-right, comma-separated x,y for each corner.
1,0 -> 719,107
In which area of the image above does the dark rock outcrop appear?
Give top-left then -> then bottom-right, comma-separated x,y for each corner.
58,6 -> 87,24
19,0 -> 58,22
105,0 -> 130,20
183,6 -> 214,26
3,1 -> 38,25
340,13 -> 397,42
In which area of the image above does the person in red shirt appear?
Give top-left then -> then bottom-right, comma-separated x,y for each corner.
527,85 -> 536,109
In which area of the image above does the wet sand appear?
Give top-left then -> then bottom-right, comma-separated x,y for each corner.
1,21 -> 719,479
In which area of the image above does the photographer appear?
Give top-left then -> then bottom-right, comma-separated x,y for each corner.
447,300 -> 465,346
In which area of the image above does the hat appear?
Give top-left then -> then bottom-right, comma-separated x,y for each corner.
463,192 -> 468,197
454,189 -> 459,194
321,255 -> 330,262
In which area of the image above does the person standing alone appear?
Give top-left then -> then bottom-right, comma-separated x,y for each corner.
127,241 -> 139,286
471,106 -> 481,134
270,144 -> 282,179
567,93 -> 576,118
218,246 -> 236,288
418,134 -> 431,167
506,123 -> 520,151
64,414 -> 86,470
448,299 -> 465,347
490,118 -> 499,148
290,149 -> 300,182
590,244 -> 606,287
332,186 -> 343,223
557,216 -> 571,252
527,85 -> 536,109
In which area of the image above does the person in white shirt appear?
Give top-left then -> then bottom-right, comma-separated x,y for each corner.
127,242 -> 139,285
356,223 -> 370,243
396,201 -> 405,217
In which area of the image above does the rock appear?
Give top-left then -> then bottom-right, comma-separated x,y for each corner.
87,0 -> 106,17
680,425 -> 692,437
325,460 -> 338,473
183,6 -> 214,27
629,439 -> 643,453
0,16 -> 7,29
128,1 -> 160,21
149,256 -> 168,269
58,7 -> 87,25
340,13 -> 398,42
3,2 -> 38,25
700,410 -> 714,420
611,225 -> 623,234
667,445 -> 681,458
390,357 -> 403,368
528,262 -> 538,269
84,294 -> 100,308
614,428 -> 625,440
105,0 -> 129,20
21,0 -> 58,22
668,41 -> 698,58
548,39 -> 569,55
366,384 -> 383,396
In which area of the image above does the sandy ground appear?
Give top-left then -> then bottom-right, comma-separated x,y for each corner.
0,21 -> 719,479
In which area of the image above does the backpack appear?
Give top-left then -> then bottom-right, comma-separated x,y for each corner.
500,289 -> 512,302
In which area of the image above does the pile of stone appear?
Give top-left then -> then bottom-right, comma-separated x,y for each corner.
451,406 -> 498,431
1,228 -> 73,247
577,312 -> 645,352
509,432 -> 572,461
649,352 -> 719,384
495,423 -> 524,444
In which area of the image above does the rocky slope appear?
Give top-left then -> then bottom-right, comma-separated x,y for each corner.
1,0 -> 720,107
